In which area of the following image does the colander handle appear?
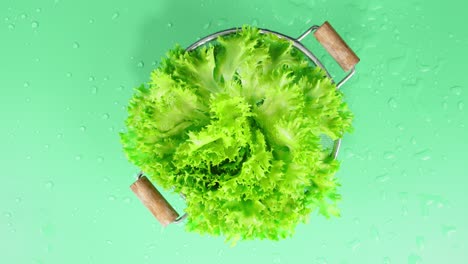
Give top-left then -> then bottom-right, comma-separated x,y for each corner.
313,21 -> 360,72
130,174 -> 185,227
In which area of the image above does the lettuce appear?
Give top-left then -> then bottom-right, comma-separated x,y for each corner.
121,26 -> 353,243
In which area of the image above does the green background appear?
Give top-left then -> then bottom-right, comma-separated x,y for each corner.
1,0 -> 467,263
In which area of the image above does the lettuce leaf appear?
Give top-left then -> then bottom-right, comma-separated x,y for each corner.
121,26 -> 353,243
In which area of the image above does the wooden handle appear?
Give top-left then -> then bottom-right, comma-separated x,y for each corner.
313,21 -> 360,72
130,176 -> 179,227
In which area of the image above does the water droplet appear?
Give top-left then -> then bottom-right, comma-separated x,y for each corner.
106,240 -> 113,245
36,8 -> 42,13
117,85 -> 124,91
57,133 -> 63,139
108,196 -> 116,201
24,82 -> 30,88
376,173 -> 389,183
26,155 -> 32,160
450,85 -> 462,96
167,22 -> 173,27
111,12 -> 120,20
384,151 -> 395,159
414,149 -> 431,161
458,101 -> 464,111
75,155 -> 82,161
45,181 -> 54,189
408,253 -> 422,264
216,19 -> 227,26
273,257 -> 281,263
203,22 -> 211,29
137,61 -> 144,68
66,72 -> 72,77
109,126 -> 115,132
442,225 -> 456,237
370,226 -> 380,241
91,86 -> 98,94
97,156 -> 104,163
103,177 -> 109,182
20,13 -> 27,19
80,126 -> 86,132
103,76 -> 109,81
388,98 -> 397,109
8,23 -> 15,30
251,19 -> 259,26
44,144 -> 49,149
4,212 -> 12,218
102,113 -> 110,120
383,257 -> 391,264
89,18 -> 94,24
72,41 -> 80,49
31,21 -> 39,28
348,239 -> 361,251
15,197 -> 22,203
123,197 -> 131,203
416,236 -> 425,250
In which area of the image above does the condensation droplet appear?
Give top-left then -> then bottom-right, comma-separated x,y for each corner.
57,133 -> 63,139
97,156 -> 104,163
408,253 -> 422,264
123,197 -> 131,203
376,173 -> 389,183
370,226 -> 380,241
36,8 -> 42,13
4,212 -> 12,218
203,22 -> 211,29
8,24 -> 15,30
44,144 -> 49,149
80,126 -> 86,132
450,86 -> 462,96
458,101 -> 464,111
15,197 -> 22,203
31,21 -> 39,28
89,19 -> 94,24
75,155 -> 82,161
414,149 -> 431,161
383,257 -> 391,264
251,19 -> 259,26
384,151 -> 395,159
442,225 -> 456,237
72,42 -> 80,49
416,236 -> 425,250
112,12 -> 120,20
24,82 -> 30,88
91,86 -> 98,94
88,76 -> 95,81
167,22 -> 173,27
45,181 -> 54,189
66,72 -> 72,77
117,85 -> 124,91
102,113 -> 110,120
137,61 -> 144,68
106,240 -> 113,245
388,98 -> 397,109
348,239 -> 361,251
103,177 -> 109,182
108,196 -> 116,201
20,13 -> 27,19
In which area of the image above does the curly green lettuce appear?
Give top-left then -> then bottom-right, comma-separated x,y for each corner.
120,26 -> 353,243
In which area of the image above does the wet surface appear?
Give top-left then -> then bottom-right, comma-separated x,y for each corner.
0,0 -> 467,263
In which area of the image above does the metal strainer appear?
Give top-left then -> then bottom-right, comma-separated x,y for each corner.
130,21 -> 360,227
